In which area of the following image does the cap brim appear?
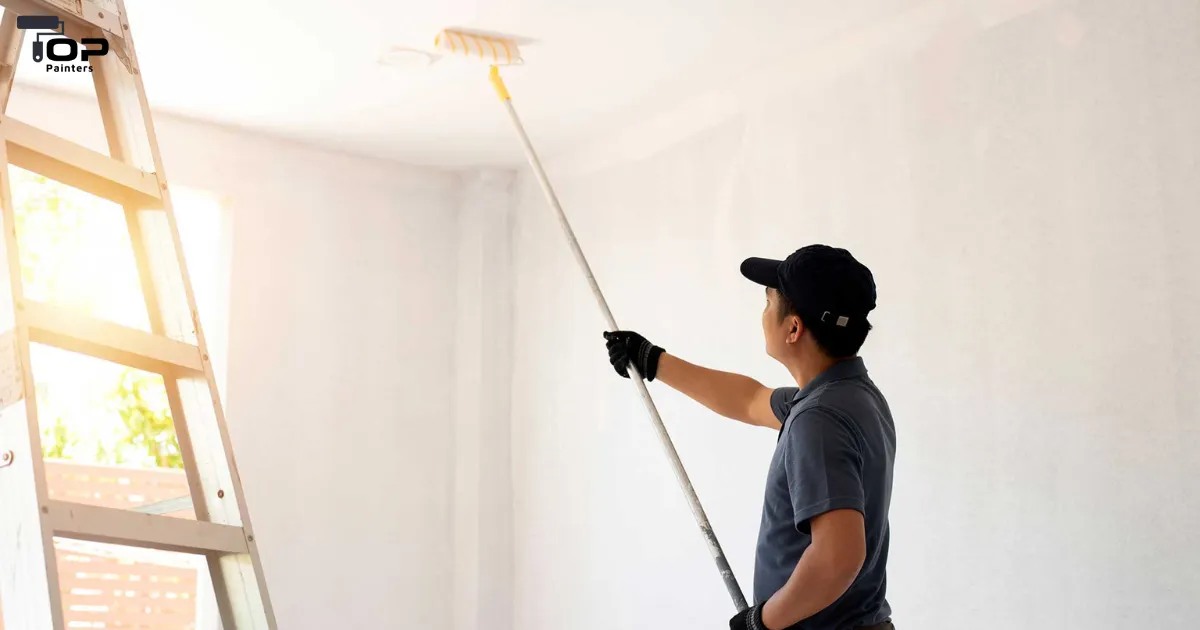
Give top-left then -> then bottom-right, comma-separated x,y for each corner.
740,257 -> 782,288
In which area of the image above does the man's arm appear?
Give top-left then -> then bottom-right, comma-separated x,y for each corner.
603,331 -> 781,429
656,354 -> 781,429
747,408 -> 866,629
760,509 -> 866,628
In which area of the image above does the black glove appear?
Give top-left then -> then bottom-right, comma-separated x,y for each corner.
729,603 -> 769,630
602,330 -> 665,381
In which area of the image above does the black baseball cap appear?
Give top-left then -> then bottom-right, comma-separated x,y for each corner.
740,244 -> 877,330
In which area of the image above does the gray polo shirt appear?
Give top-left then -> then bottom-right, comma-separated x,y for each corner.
754,357 -> 895,629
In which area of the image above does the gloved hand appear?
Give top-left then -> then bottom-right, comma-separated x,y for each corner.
729,603 -> 769,630
602,330 -> 665,381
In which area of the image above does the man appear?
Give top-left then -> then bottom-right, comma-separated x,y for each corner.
603,245 -> 896,630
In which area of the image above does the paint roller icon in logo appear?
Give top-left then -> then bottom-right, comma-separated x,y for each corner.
16,14 -> 109,63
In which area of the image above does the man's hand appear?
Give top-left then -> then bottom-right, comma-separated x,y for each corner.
729,603 -> 771,630
603,330 -> 665,381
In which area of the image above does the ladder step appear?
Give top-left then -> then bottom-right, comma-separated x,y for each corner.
2,115 -> 162,207
46,500 -> 249,555
22,300 -> 204,374
130,495 -> 194,516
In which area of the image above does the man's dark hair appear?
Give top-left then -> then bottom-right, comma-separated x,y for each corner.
774,288 -> 872,359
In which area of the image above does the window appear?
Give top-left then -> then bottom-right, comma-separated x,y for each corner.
0,166 -> 232,629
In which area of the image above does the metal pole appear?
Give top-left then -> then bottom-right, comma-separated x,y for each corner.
490,66 -> 749,612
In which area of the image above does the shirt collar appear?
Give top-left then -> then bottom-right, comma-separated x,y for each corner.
793,357 -> 868,402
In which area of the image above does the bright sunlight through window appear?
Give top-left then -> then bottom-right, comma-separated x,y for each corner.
10,164 -> 229,478
1,166 -> 230,629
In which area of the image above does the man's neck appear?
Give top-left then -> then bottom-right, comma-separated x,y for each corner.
787,352 -> 840,390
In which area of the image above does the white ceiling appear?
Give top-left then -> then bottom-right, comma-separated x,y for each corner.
14,0 -> 918,167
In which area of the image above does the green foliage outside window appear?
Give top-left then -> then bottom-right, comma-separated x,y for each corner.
11,167 -> 183,470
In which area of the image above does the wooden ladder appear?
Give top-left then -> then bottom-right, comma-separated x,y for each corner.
0,1 -> 275,628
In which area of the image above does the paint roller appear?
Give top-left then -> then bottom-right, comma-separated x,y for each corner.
16,15 -> 65,63
433,28 -> 750,612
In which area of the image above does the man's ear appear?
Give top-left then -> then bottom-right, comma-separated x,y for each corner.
787,315 -> 803,344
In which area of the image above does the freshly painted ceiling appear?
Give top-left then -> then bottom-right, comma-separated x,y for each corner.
14,0 -> 920,166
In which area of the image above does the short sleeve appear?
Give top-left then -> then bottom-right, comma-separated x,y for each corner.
769,387 -> 800,422
783,407 -> 865,534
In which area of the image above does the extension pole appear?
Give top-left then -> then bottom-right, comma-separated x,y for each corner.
487,66 -> 749,612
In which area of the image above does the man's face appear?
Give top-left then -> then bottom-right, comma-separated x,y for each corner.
762,288 -> 801,361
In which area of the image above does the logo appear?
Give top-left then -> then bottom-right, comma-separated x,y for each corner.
15,15 -> 109,73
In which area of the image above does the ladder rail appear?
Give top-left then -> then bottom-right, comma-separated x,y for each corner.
90,0 -> 276,624
0,11 -> 23,113
0,102 -> 65,630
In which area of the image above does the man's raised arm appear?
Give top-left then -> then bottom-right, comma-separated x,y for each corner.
603,331 -> 781,430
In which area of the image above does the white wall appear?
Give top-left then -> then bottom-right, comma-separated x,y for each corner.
453,168 -> 515,630
510,1 -> 1200,629
7,85 -> 464,629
